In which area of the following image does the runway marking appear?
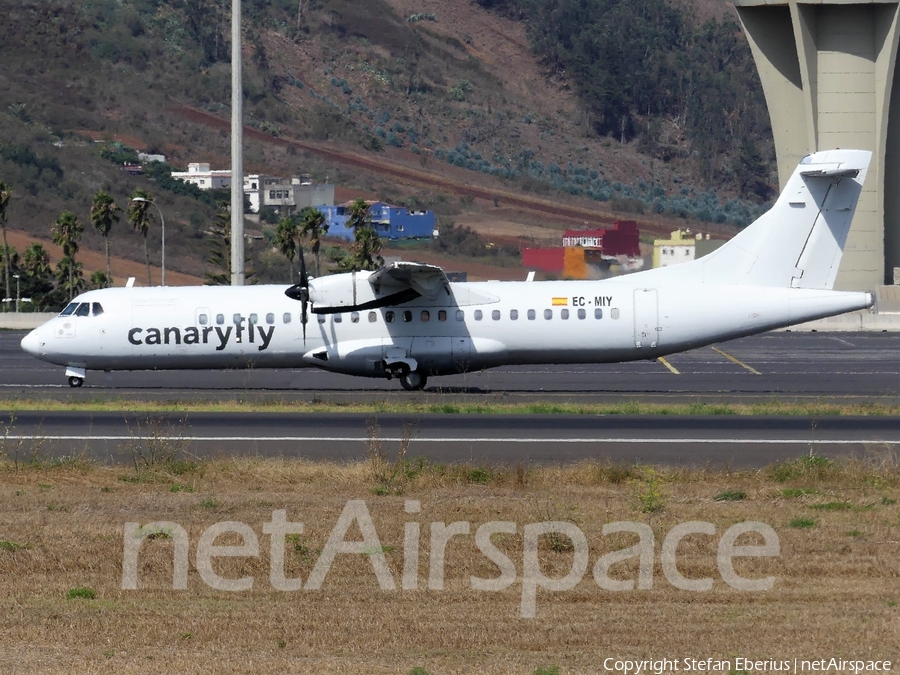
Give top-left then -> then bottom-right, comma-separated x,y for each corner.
829,337 -> 856,347
711,346 -> 762,375
657,357 -> 680,375
4,435 -> 899,445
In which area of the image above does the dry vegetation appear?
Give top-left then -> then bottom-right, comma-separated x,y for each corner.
1,441 -> 899,674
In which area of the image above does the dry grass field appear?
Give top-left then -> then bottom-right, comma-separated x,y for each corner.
1,443 -> 898,674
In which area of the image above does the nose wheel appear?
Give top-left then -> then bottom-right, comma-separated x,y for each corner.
65,366 -> 86,388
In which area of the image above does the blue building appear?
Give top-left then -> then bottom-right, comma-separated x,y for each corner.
319,202 -> 436,241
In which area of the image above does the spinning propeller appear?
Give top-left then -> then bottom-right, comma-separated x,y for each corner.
284,249 -> 310,345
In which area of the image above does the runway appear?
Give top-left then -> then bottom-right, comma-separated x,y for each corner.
3,329 -> 900,401
4,410 -> 900,467
4,329 -> 900,466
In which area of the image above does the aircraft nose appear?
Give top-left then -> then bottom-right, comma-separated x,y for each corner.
20,329 -> 42,356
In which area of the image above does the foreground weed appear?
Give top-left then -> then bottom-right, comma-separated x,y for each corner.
636,469 -> 665,513
535,667 -> 560,675
770,452 -> 834,483
789,517 -> 817,529
121,415 -> 199,483
67,586 -> 97,600
285,534 -> 319,564
0,540 -> 25,552
199,497 -> 219,509
781,488 -> 817,498
715,490 -> 747,502
367,418 -> 417,495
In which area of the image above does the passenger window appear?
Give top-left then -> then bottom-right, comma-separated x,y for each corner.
561,309 -> 569,320
578,308 -> 586,320
368,311 -> 377,323
216,314 -> 224,325
611,308 -> 620,320
385,311 -> 395,323
283,313 -> 292,324
421,310 -> 430,322
492,310 -> 501,321
351,312 -> 360,323
544,309 -> 552,320
334,314 -> 342,323
402,310 -> 412,322
527,309 -> 536,320
249,313 -> 258,325
510,309 -> 518,320
266,313 -> 275,325
233,313 -> 242,325
474,310 -> 483,321
456,310 -> 464,321
60,303 -> 78,316
318,314 -> 326,324
75,303 -> 90,317
438,310 -> 447,322
199,313 -> 208,325
91,303 -> 104,317
594,308 -> 603,319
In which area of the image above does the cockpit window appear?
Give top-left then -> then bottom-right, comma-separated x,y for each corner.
91,303 -> 104,317
75,303 -> 91,317
59,303 -> 78,316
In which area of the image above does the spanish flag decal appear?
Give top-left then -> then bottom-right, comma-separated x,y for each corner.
551,297 -> 568,306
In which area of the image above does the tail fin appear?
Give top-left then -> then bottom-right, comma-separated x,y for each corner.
694,149 -> 871,289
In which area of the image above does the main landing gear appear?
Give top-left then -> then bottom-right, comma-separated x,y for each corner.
68,376 -> 84,388
385,362 -> 428,391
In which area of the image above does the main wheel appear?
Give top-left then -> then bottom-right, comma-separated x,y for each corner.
399,370 -> 427,391
68,376 -> 84,388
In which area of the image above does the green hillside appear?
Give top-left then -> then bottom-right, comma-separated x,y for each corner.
0,0 -> 775,302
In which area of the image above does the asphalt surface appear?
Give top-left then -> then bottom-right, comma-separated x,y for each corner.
4,329 -> 900,466
3,411 -> 900,467
3,329 -> 900,402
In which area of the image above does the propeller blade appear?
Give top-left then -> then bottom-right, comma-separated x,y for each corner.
298,247 -> 309,345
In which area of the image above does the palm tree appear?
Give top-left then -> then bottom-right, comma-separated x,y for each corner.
21,243 -> 53,310
342,199 -> 383,271
274,215 -> 299,282
0,181 -> 12,311
51,211 -> 84,301
127,188 -> 155,286
90,190 -> 121,287
299,206 -> 329,277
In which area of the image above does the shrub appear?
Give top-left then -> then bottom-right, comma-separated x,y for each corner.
67,586 -> 97,600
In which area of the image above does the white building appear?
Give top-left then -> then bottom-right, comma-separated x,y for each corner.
243,174 -> 335,214
173,164 -> 335,213
170,163 -> 231,190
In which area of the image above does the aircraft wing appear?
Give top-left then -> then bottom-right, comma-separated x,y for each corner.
367,261 -> 450,300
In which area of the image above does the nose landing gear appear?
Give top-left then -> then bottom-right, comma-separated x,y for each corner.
65,366 -> 86,388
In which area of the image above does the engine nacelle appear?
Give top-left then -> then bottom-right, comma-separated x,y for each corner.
308,271 -> 420,313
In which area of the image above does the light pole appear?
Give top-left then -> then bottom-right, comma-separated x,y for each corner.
12,274 -> 19,312
131,197 -> 166,286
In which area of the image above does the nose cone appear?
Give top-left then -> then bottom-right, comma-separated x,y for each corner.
20,329 -> 41,356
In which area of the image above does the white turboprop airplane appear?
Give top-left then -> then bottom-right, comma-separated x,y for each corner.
21,149 -> 875,390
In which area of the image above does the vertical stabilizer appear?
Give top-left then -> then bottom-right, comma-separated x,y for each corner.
693,149 -> 871,289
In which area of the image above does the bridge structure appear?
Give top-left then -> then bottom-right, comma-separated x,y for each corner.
733,0 -> 900,290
